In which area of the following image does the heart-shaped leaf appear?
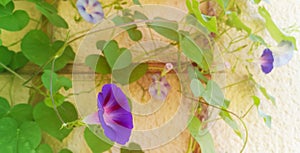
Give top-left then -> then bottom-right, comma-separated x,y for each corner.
84,127 -> 113,153
180,34 -> 204,67
41,70 -> 72,93
0,46 -> 14,72
85,54 -> 111,74
8,104 -> 33,124
0,0 -> 11,7
33,102 -> 78,141
0,1 -> 14,17
9,52 -> 29,70
112,63 -> 148,85
44,93 -> 65,108
36,144 -> 53,153
0,117 -> 42,153
0,97 -> 10,118
0,10 -> 29,31
147,18 -> 179,41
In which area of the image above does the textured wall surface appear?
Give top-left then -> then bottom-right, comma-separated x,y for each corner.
1,0 -> 300,153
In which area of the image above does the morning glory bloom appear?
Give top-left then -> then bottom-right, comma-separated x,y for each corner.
83,84 -> 133,145
260,41 -> 294,74
148,74 -> 171,101
76,0 -> 104,24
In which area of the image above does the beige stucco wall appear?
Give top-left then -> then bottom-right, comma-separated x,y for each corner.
1,0 -> 300,153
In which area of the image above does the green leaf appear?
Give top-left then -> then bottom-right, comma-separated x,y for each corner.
147,18 -> 179,41
96,40 -> 107,51
0,0 -> 11,6
258,7 -> 297,50
84,127 -> 113,153
0,117 -> 42,153
112,15 -> 136,30
44,41 -> 75,71
36,144 -> 53,153
215,0 -> 229,10
259,86 -> 275,105
121,142 -> 144,153
132,0 -> 141,5
187,0 -> 218,33
85,54 -> 111,74
0,10 -> 29,31
128,29 -> 143,41
33,102 -> 78,141
219,110 -> 242,139
252,96 -> 272,128
0,39 -> 2,46
180,34 -> 203,67
0,46 -> 14,72
0,2 -> 14,17
103,40 -> 132,70
9,52 -> 29,70
249,34 -> 267,46
21,30 -> 55,66
203,80 -> 224,107
253,0 -> 261,4
44,93 -> 65,108
35,2 -> 68,28
188,116 -> 215,153
190,79 -> 205,97
133,11 -> 148,20
41,70 -> 72,93
59,148 -> 73,153
226,12 -> 251,35
8,104 -> 33,124
0,96 -> 10,118
112,63 -> 148,85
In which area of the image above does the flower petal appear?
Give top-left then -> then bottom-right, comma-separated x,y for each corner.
260,48 -> 274,74
272,40 -> 294,67
76,0 -> 104,24
149,74 -> 171,100
83,112 -> 100,125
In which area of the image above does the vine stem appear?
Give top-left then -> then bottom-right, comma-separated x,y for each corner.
50,58 -> 66,125
185,96 -> 249,153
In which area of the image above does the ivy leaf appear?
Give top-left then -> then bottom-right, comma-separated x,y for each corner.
190,79 -> 205,97
44,41 -> 75,71
103,40 -> 132,70
121,142 -> 144,153
85,54 -> 111,74
180,34 -> 204,67
219,110 -> 243,139
84,127 -> 113,153
9,52 -> 29,70
0,1 -> 14,17
0,96 -> 10,118
259,86 -> 275,105
133,11 -> 148,20
44,93 -> 65,108
33,102 -> 78,141
59,148 -> 73,153
41,70 -> 72,93
21,30 -> 55,66
0,0 -> 11,6
0,9 -> 29,31
0,117 -> 42,153
258,7 -> 297,50
203,80 -> 224,107
147,18 -> 179,41
112,63 -> 148,85
0,46 -> 14,72
186,0 -> 217,33
35,2 -> 68,28
132,0 -> 141,5
252,96 -> 272,128
36,144 -> 53,153
188,116 -> 216,153
226,12 -> 251,35
8,104 -> 33,125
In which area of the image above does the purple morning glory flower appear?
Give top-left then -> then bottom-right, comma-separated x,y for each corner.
148,74 -> 171,101
83,84 -> 133,145
76,0 -> 104,24
260,41 -> 294,74
260,48 -> 274,74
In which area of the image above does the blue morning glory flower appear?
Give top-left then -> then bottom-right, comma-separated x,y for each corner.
83,84 -> 133,145
148,74 -> 171,101
260,41 -> 294,74
76,0 -> 104,24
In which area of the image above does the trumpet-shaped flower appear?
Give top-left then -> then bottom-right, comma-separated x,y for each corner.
76,0 -> 104,24
148,74 -> 171,101
260,41 -> 294,74
83,84 -> 133,145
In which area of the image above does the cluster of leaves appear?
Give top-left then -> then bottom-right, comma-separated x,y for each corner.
0,96 -> 74,153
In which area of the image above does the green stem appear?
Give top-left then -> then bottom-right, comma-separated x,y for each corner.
186,135 -> 194,153
222,78 -> 249,89
7,39 -> 22,47
0,62 -> 27,82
